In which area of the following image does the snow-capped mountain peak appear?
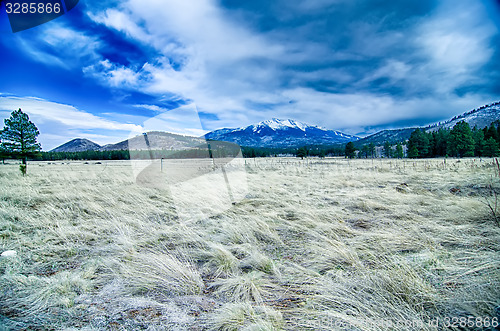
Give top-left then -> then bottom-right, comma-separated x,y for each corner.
247,118 -> 326,132
205,118 -> 359,148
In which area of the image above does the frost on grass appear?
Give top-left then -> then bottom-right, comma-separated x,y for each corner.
0,158 -> 499,330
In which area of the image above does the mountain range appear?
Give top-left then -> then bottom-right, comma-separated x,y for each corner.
52,131 -> 206,153
204,118 -> 358,148
50,101 -> 500,152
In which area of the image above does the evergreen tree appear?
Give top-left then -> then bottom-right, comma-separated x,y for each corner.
483,137 -> 499,157
368,143 -> 376,158
407,145 -> 419,158
345,142 -> 356,159
472,126 -> 485,157
407,129 -> 429,158
383,141 -> 392,158
447,121 -> 474,157
427,132 -> 436,157
360,145 -> 369,158
0,139 -> 9,164
0,108 -> 41,174
432,128 -> 449,156
395,142 -> 404,158
296,146 -> 308,159
485,123 -> 498,142
496,121 -> 500,144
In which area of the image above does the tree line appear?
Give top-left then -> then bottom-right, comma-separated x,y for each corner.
29,145 -> 345,160
2,108 -> 499,168
34,146 -> 241,161
344,120 -> 500,159
406,121 -> 500,158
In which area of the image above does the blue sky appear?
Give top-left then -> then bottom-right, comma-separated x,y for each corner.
1,0 -> 499,150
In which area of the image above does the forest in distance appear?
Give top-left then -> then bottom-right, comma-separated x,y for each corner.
4,120 -> 500,162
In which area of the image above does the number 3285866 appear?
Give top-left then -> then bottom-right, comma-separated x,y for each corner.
5,2 -> 61,14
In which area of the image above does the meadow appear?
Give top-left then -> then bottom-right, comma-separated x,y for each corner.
0,157 -> 499,330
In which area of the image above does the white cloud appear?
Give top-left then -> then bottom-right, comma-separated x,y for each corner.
87,9 -> 153,45
133,104 -> 164,112
0,96 -> 142,149
359,60 -> 412,86
15,24 -> 101,69
80,0 -> 499,135
85,0 -> 285,118
415,0 -> 496,92
83,60 -> 145,88
197,88 -> 487,136
0,96 -> 141,130
138,104 -> 209,137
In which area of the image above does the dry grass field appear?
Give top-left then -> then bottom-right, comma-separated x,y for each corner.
0,157 -> 499,330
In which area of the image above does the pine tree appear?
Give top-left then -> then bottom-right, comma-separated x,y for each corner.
427,132 -> 436,157
407,129 -> 429,158
383,141 -> 392,158
432,128 -> 449,156
485,123 -> 498,142
0,139 -> 9,164
345,142 -> 356,159
496,121 -> 500,144
0,108 -> 41,174
407,145 -> 419,158
395,142 -> 404,158
296,146 -> 308,159
472,126 -> 485,157
368,143 -> 376,158
447,121 -> 474,157
359,145 -> 368,158
483,137 -> 499,157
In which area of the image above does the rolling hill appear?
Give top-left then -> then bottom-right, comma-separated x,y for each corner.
355,128 -> 418,145
51,132 -> 206,152
358,101 -> 500,144
426,101 -> 500,131
50,138 -> 101,152
100,131 -> 206,151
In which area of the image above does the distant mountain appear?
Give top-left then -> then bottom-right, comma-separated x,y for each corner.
205,118 -> 359,148
356,128 -> 417,145
51,132 -> 206,153
358,101 -> 500,144
50,102 -> 500,153
101,131 -> 206,151
427,101 -> 500,131
51,138 -> 101,152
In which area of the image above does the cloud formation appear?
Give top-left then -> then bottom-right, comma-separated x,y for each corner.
0,96 -> 142,149
0,0 -> 499,147
81,0 -> 499,133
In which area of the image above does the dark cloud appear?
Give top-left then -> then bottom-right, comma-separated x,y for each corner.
217,0 -> 497,106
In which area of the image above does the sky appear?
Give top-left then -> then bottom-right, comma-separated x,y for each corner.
0,0 -> 499,150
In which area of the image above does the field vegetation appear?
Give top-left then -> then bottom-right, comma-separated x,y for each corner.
0,157 -> 499,330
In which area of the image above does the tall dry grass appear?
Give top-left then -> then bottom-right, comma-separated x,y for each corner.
0,158 -> 498,330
